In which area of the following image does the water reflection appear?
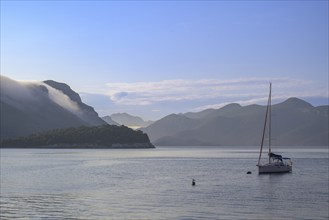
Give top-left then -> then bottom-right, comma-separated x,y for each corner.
1,148 -> 328,219
1,193 -> 86,219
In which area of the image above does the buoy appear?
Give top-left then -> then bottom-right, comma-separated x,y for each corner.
192,179 -> 196,186
247,171 -> 252,174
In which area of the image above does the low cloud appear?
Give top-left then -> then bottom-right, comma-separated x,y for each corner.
1,75 -> 81,116
42,83 -> 81,114
1,75 -> 37,103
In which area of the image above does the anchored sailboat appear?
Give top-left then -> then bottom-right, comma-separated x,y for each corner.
257,83 -> 292,174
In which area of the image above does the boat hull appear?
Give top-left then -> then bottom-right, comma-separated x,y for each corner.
258,164 -> 292,174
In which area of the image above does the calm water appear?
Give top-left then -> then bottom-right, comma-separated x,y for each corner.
0,147 -> 328,219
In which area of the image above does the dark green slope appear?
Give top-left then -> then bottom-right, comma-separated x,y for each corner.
1,125 -> 154,148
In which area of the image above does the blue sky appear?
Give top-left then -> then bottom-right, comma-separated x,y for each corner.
1,1 -> 328,120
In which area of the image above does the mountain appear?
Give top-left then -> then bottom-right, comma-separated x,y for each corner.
108,113 -> 153,129
141,114 -> 200,142
183,103 -> 242,120
102,116 -> 120,126
0,75 -> 106,139
141,98 -> 328,146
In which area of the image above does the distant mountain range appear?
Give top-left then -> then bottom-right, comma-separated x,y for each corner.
141,98 -> 328,146
2,75 -> 327,147
102,113 -> 153,129
0,75 -> 106,139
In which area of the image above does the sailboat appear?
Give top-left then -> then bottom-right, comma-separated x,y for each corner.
257,83 -> 292,174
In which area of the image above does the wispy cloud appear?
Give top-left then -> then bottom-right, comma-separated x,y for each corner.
79,76 -> 327,120
103,77 -> 322,107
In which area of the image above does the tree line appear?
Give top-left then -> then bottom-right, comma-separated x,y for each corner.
1,125 -> 152,148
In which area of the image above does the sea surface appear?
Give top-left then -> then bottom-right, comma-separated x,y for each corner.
0,147 -> 328,220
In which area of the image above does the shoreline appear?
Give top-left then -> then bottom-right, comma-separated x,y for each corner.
0,142 -> 155,149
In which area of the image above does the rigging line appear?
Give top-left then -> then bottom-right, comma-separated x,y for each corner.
257,83 -> 271,166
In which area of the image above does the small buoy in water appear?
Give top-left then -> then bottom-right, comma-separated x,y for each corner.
192,179 -> 196,186
247,171 -> 252,174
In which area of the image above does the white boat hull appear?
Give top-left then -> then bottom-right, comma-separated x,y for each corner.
258,163 -> 292,174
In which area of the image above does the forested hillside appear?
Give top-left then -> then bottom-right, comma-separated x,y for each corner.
1,125 -> 154,148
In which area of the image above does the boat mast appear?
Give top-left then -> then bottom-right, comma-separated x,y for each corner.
268,83 -> 272,163
257,83 -> 271,166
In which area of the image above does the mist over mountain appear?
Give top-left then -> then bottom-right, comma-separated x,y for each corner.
141,98 -> 328,146
105,113 -> 153,129
0,75 -> 105,139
